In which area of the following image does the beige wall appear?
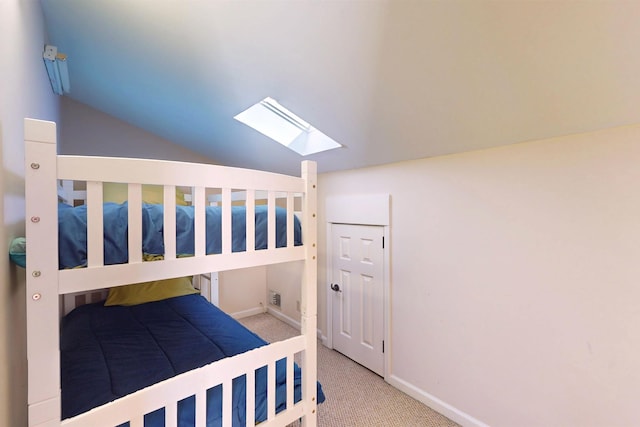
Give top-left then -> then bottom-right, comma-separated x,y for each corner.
266,261 -> 304,323
317,125 -> 640,426
218,266 -> 267,315
0,1 -> 60,425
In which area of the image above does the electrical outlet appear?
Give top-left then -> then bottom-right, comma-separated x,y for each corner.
269,290 -> 281,308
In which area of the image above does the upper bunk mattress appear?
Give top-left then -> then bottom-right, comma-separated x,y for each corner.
61,294 -> 324,426
58,203 -> 302,269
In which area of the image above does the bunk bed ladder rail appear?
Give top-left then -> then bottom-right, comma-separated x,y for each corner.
25,119 -> 62,427
300,160 -> 318,427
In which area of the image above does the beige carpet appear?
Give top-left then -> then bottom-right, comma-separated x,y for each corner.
239,313 -> 459,427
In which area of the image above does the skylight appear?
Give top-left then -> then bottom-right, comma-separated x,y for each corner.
234,97 -> 342,156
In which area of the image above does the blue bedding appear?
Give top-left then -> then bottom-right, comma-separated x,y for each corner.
57,203 -> 302,269
61,294 -> 325,426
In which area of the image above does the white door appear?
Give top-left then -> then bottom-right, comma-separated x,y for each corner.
331,223 -> 384,376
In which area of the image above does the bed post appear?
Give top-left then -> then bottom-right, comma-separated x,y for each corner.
300,160 -> 318,426
24,119 -> 61,426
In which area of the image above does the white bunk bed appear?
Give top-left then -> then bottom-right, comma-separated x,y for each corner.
24,118 -> 319,427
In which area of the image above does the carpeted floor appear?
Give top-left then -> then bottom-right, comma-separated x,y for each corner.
239,313 -> 459,427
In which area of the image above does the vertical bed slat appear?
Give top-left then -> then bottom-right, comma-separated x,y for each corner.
128,183 -> 143,264
194,186 -> 206,257
210,272 -> 220,306
165,402 -> 177,427
222,380 -> 233,427
163,185 -> 177,260
267,191 -> 276,250
246,369 -> 256,427
245,189 -> 255,253
286,193 -> 294,248
221,188 -> 232,254
195,390 -> 207,426
86,181 -> 104,267
267,360 -> 276,420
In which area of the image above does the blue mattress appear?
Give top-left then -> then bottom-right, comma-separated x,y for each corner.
57,203 -> 302,269
61,294 -> 325,426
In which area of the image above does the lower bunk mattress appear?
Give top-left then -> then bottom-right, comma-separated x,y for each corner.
61,294 -> 325,426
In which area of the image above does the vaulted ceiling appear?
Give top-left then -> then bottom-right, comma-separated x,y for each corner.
41,1 -> 640,175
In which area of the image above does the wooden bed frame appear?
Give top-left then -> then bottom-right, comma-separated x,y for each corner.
24,118 -> 318,427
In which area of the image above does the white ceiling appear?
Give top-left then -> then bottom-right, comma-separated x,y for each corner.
41,1 -> 640,175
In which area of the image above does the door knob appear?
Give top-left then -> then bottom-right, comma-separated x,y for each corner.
330,283 -> 341,292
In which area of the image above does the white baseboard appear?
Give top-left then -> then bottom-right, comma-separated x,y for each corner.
266,308 -> 325,341
230,306 -> 265,319
266,307 -> 301,329
387,375 -> 490,427
320,334 -> 328,347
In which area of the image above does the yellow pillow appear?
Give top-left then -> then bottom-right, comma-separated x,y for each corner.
103,183 -> 187,206
104,277 -> 198,306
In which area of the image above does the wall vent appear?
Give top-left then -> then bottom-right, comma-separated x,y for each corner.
269,290 -> 281,308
